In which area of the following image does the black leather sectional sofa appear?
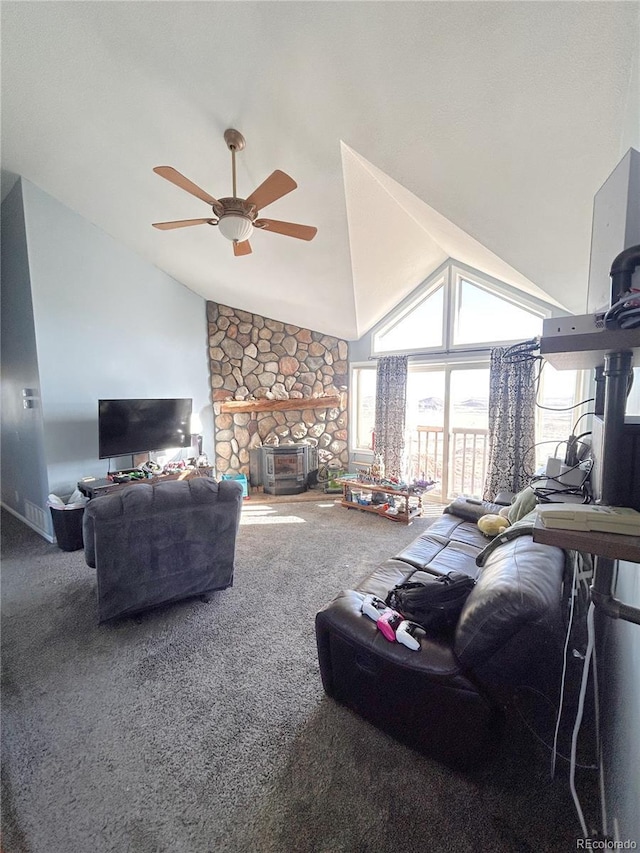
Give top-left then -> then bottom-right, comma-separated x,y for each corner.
315,498 -> 568,768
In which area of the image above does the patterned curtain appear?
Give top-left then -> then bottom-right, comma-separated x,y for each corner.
483,346 -> 536,500
373,355 -> 408,479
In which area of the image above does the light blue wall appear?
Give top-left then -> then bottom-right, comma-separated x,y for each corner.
0,180 -> 49,529
2,178 -> 211,538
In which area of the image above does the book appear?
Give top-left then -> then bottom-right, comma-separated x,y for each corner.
536,504 -> 640,536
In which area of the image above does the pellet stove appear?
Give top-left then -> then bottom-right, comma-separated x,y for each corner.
249,444 -> 317,495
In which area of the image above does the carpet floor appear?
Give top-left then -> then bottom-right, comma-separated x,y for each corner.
1,501 -> 598,853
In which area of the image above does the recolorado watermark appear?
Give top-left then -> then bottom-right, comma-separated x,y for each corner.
576,841 -> 637,850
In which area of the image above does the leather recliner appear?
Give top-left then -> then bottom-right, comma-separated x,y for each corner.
83,477 -> 243,622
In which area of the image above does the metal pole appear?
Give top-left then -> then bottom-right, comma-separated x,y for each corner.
592,348 -> 640,624
600,350 -> 633,507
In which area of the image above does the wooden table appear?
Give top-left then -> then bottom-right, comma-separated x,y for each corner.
339,479 -> 422,524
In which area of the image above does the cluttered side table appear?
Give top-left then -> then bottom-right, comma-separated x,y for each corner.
338,476 -> 435,525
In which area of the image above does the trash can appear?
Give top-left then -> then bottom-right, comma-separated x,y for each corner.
49,505 -> 85,551
48,490 -> 88,551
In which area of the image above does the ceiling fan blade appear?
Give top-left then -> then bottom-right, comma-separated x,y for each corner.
233,240 -> 252,256
254,218 -> 317,241
245,170 -> 297,212
153,166 -> 223,212
152,218 -> 215,230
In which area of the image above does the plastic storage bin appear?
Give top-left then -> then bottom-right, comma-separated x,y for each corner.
221,473 -> 249,498
49,505 -> 85,551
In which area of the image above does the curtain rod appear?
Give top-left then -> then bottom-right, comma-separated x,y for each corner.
367,340 -> 540,362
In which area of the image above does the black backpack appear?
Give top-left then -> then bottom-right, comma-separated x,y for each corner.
385,572 -> 476,633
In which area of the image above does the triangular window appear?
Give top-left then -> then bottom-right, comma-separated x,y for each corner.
373,283 -> 444,353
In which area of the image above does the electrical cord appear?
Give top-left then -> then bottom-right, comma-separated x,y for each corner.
529,458 -> 593,504
552,563 -> 576,779
523,439 -> 569,457
533,359 -> 594,412
502,338 -> 541,363
591,609 -> 607,839
521,439 -> 570,480
570,601 -> 596,839
554,440 -> 566,457
512,686 -> 597,771
572,411 -> 596,434
603,287 -> 640,329
536,400 -> 594,412
552,552 -> 577,779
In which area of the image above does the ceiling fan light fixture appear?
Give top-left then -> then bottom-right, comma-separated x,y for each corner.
217,214 -> 253,243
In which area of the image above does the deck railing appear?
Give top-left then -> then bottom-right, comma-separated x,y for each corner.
406,425 -> 489,499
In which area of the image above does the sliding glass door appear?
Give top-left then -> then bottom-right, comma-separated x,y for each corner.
406,363 -> 490,500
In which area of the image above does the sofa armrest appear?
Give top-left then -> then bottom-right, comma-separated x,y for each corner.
454,535 -> 564,670
316,590 -> 468,681
218,478 -> 244,503
83,511 -> 96,568
443,496 -> 506,523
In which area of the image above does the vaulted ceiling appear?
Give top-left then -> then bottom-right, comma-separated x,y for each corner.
2,2 -> 638,340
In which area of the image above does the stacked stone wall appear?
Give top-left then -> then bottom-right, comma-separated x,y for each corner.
207,302 -> 349,477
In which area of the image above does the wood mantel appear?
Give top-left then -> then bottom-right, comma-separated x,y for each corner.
220,394 -> 341,414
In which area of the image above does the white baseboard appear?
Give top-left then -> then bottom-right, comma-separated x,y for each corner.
1,501 -> 55,543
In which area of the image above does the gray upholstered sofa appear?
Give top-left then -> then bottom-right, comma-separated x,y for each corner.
83,476 -> 243,622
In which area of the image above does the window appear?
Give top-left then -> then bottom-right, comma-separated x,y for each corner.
405,362 -> 490,499
534,365 -> 587,472
373,279 -> 445,354
359,261 -> 565,488
372,263 -> 551,356
627,367 -> 640,416
351,366 -> 376,450
453,279 -> 544,346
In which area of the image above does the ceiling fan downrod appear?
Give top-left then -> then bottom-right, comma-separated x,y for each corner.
223,128 -> 246,199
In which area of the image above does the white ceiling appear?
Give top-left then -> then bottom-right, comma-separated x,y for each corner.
2,2 -> 638,340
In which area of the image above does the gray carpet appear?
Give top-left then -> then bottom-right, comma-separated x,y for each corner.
1,500 -> 597,853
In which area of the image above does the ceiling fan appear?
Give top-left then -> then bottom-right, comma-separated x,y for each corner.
152,129 -> 317,256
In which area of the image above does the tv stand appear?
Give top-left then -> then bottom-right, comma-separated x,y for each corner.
78,467 -> 214,500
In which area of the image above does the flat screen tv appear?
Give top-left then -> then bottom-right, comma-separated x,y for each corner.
98,398 -> 192,459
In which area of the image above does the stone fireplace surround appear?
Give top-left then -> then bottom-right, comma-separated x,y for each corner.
207,301 -> 349,480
